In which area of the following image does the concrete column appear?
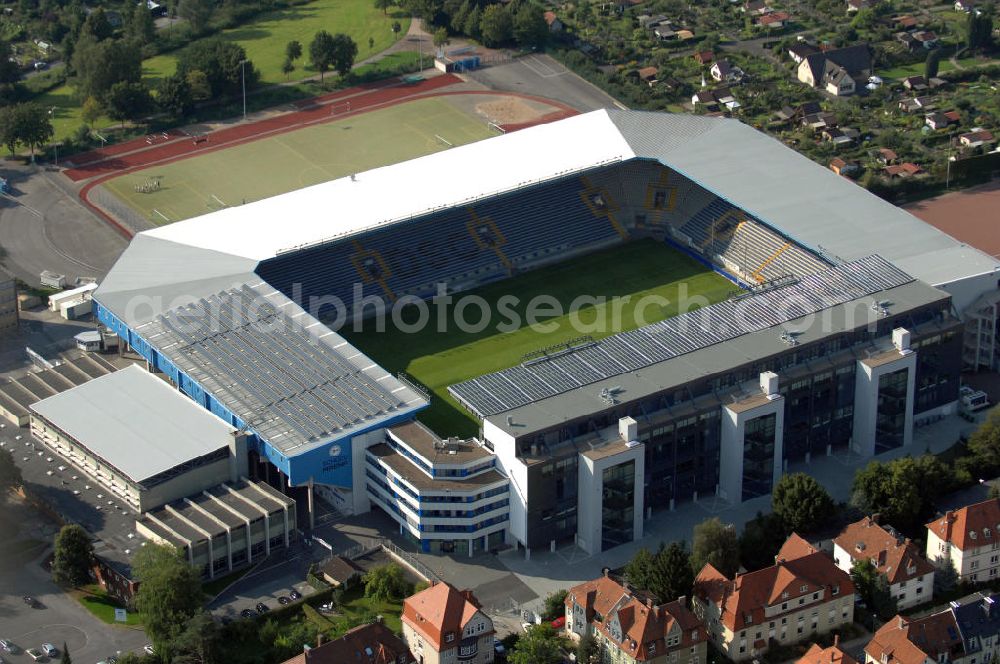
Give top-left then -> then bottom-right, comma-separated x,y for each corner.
263,513 -> 271,556
307,480 -> 315,530
550,539 -> 556,553
525,547 -> 530,560
470,539 -> 475,558
284,505 -> 290,547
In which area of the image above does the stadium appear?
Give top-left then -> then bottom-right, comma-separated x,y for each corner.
92,109 -> 1000,558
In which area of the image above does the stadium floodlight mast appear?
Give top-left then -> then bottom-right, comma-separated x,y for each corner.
240,59 -> 248,120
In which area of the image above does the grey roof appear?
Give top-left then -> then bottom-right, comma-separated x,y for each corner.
135,279 -> 427,456
29,364 -> 234,485
450,255 -> 911,418
605,110 -> 998,288
480,267 -> 951,437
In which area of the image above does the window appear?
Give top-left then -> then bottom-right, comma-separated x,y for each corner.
832,585 -> 840,596
445,633 -> 455,643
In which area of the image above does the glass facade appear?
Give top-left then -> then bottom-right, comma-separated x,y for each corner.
602,460 -> 636,551
742,413 -> 776,501
876,367 -> 909,453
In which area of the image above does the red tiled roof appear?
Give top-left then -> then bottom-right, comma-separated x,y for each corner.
694,535 -> 854,632
566,574 -> 705,662
638,66 -> 658,80
280,622 -> 414,664
401,582 -> 490,652
694,50 -> 715,63
927,497 -> 1000,550
834,517 -> 935,584
777,533 -> 819,561
798,641 -> 860,664
760,11 -> 790,24
865,613 -> 962,664
878,147 -> 898,160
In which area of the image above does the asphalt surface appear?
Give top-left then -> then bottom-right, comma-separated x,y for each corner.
0,161 -> 127,287
467,53 -> 624,112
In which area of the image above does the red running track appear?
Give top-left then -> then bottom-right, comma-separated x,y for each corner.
65,74 -> 462,182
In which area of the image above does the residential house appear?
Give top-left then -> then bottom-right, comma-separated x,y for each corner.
692,534 -> 855,662
692,90 -> 719,107
896,32 -> 919,50
797,45 -> 873,96
743,0 -> 772,15
281,621 -> 415,664
760,11 -> 791,27
711,60 -> 744,83
401,582 -> 494,664
638,66 -> 659,86
913,31 -> 939,48
564,572 -> 709,664
714,87 -> 739,109
829,157 -> 860,177
927,497 -> 1000,582
654,25 -> 678,40
960,129 -> 996,148
894,15 -> 919,29
318,555 -> 363,588
832,516 -> 935,610
802,111 -> 838,130
543,11 -> 564,32
798,638 -> 859,664
788,42 -> 820,63
864,593 -> 1000,664
875,147 -> 898,165
898,96 -> 934,113
884,162 -> 924,178
902,75 -> 928,91
847,0 -> 875,12
823,127 -> 859,147
925,111 -> 961,130
694,51 -> 715,65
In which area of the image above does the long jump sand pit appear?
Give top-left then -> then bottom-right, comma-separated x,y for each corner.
903,181 -> 1000,257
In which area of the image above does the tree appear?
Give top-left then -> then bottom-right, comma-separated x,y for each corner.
127,3 -> 156,45
479,4 -> 513,47
178,40 -> 256,98
541,589 -> 567,622
285,40 -> 302,63
624,546 -> 656,592
692,517 -> 740,577
514,3 -> 547,47
6,103 -> 54,159
739,511 -> 786,571
0,447 -> 23,493
0,41 -> 21,87
179,0 -> 214,35
61,643 -> 70,664
368,36 -> 375,50
71,37 -> 143,102
52,525 -> 94,587
851,456 -> 955,534
281,58 -> 294,78
171,611 -> 221,664
934,556 -> 959,594
329,33 -> 358,77
433,26 -> 450,49
651,542 -> 694,601
772,472 -> 834,534
158,74 -> 194,117
133,543 -> 203,651
851,559 -> 896,619
185,70 -> 212,101
363,563 -> 407,602
576,632 -> 600,664
309,30 -> 336,81
105,81 -> 153,128
81,7 -> 113,42
374,0 -> 394,15
967,11 -> 994,52
81,96 -> 102,126
508,624 -> 563,664
967,409 -> 1000,476
925,48 -> 942,80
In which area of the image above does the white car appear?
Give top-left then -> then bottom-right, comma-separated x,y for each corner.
41,644 -> 57,657
0,640 -> 15,654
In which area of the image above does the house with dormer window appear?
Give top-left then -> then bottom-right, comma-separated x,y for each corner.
402,582 -> 494,664
565,571 -> 707,664
693,534 -> 855,662
927,498 -> 1000,583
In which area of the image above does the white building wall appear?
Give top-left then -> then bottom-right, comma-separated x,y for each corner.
719,394 -> 784,503
851,350 -> 917,457
576,443 -> 644,556
483,419 -> 527,547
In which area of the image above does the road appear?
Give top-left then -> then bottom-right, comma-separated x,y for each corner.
0,162 -> 127,287
467,53 -> 624,112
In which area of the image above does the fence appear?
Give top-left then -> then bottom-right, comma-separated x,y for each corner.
332,536 -> 440,585
88,185 -> 155,234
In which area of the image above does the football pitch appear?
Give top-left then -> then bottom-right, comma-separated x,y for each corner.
342,239 -> 738,436
102,96 -> 497,224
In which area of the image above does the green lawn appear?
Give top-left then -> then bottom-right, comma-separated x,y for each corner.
880,55 -> 1000,80
72,584 -> 143,626
344,239 -> 737,436
145,0 -> 409,87
41,0 -> 410,140
103,95 -> 496,223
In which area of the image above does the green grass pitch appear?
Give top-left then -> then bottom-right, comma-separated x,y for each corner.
103,96 -> 496,224
342,239 -> 738,436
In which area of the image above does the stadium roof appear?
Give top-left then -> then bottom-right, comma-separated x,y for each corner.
30,364 -> 234,485
476,263 -> 952,437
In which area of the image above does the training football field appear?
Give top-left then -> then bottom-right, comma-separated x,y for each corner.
343,239 -> 738,436
103,96 -> 496,224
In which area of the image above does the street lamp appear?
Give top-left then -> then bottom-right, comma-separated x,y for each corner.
240,59 -> 247,120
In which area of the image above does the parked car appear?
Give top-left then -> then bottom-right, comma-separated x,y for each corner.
24,648 -> 42,662
277,596 -> 290,605
255,602 -> 269,614
240,608 -> 255,619
41,644 -> 57,657
22,597 -> 37,608
0,640 -> 17,654
494,637 -> 505,655
289,590 -> 301,600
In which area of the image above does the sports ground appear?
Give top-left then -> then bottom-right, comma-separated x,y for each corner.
101,96 -> 498,223
342,239 -> 737,436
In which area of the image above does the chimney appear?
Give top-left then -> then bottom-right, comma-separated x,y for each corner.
619,416 -> 638,444
892,328 -> 911,353
898,616 -> 906,629
603,567 -> 611,577
834,634 -> 840,648
872,513 -> 881,525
